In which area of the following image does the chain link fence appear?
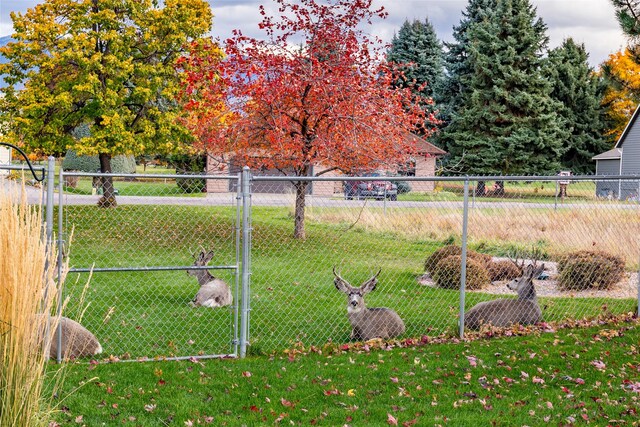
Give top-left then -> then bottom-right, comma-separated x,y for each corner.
2,160 -> 639,361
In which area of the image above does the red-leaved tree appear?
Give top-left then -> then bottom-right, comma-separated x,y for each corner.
181,0 -> 436,239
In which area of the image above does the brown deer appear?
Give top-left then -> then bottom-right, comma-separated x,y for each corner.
464,261 -> 544,330
333,267 -> 405,341
187,250 -> 232,308
48,316 -> 102,359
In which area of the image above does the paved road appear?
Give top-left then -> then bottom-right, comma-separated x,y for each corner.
10,183 -> 639,210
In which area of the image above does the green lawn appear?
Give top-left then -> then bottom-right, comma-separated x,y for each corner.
56,204 -> 636,361
51,318 -> 640,426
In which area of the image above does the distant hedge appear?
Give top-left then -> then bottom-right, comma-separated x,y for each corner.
62,150 -> 137,174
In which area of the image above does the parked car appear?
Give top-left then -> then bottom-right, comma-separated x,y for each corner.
343,172 -> 398,201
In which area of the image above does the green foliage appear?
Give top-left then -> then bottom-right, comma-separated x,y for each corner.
387,18 -> 444,129
62,150 -> 136,174
436,0 -> 496,151
439,0 -> 567,175
557,250 -> 626,291
432,255 -> 490,290
486,259 -> 522,281
0,0 -> 211,162
543,39 -> 609,174
168,153 -> 206,193
424,244 -> 491,273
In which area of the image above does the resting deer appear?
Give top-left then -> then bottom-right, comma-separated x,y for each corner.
47,316 -> 102,359
333,267 -> 405,341
464,261 -> 544,330
187,250 -> 232,308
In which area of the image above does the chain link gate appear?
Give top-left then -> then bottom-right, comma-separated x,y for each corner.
56,170 -> 244,361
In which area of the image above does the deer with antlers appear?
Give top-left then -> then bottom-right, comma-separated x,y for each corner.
333,267 -> 405,341
464,260 -> 544,330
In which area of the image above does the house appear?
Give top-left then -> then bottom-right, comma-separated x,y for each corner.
0,145 -> 10,176
593,105 -> 640,200
205,133 -> 446,195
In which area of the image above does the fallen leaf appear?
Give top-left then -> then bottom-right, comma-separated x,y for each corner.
387,413 -> 398,426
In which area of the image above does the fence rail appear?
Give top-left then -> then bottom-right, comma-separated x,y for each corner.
2,159 -> 639,362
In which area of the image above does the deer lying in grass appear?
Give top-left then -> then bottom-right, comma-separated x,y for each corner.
187,250 -> 232,308
464,261 -> 544,330
333,267 -> 405,341
48,316 -> 102,359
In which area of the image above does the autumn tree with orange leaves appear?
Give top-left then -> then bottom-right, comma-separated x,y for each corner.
181,0 -> 434,239
601,48 -> 640,141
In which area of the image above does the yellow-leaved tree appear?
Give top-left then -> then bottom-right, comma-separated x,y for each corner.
0,0 -> 213,207
600,49 -> 640,141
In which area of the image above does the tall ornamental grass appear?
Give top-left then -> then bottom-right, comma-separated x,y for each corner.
0,182 -> 65,426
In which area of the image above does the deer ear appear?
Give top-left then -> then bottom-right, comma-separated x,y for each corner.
533,263 -> 545,278
361,269 -> 381,293
333,267 -> 351,293
202,251 -> 214,264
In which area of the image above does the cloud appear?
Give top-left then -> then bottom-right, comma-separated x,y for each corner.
0,0 -> 630,66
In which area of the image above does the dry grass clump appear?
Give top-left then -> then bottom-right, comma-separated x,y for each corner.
486,260 -> 522,281
424,245 -> 492,273
431,255 -> 491,290
0,182 -> 64,426
557,250 -> 625,291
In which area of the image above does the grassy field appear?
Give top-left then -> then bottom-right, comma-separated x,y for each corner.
55,202 -> 638,361
50,318 -> 640,426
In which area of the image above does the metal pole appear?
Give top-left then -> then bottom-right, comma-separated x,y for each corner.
45,157 -> 55,248
554,180 -> 558,211
56,165 -> 64,363
239,167 -> 252,358
233,174 -> 242,357
458,179 -> 470,338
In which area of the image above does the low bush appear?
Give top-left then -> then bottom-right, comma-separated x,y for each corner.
431,255 -> 490,290
424,245 -> 492,273
62,150 -> 136,174
557,250 -> 625,291
486,260 -> 522,281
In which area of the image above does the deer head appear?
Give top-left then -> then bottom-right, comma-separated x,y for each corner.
333,267 -> 382,314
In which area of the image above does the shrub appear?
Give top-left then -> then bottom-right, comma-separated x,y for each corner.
557,250 -> 625,291
431,255 -> 490,290
62,149 -> 137,174
424,245 -> 492,273
169,154 -> 206,194
486,260 -> 522,281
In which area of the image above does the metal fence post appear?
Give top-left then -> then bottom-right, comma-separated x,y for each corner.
239,167 -> 252,358
458,179 -> 470,338
45,157 -> 55,248
56,165 -> 65,362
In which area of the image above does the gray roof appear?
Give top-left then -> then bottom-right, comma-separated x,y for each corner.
592,148 -> 622,160
615,104 -> 640,149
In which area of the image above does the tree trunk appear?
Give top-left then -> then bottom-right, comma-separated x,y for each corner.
475,181 -> 486,197
493,180 -> 505,197
98,152 -> 117,208
293,181 -> 309,240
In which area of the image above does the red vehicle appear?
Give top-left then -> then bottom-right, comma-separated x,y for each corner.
343,172 -> 398,201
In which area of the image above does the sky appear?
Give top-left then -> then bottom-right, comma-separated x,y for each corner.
0,0 -> 630,67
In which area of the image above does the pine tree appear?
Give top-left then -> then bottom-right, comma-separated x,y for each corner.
437,0 -> 496,153
387,18 -> 444,129
441,0 -> 567,184
544,38 -> 609,174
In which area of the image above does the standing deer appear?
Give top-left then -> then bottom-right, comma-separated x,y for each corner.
333,267 -> 405,341
464,261 -> 544,330
187,250 -> 232,308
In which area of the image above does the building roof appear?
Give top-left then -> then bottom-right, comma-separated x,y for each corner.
592,148 -> 622,161
404,133 -> 447,157
614,104 -> 640,149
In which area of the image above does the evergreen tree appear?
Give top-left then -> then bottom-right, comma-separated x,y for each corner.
387,18 -> 444,130
544,38 -> 609,174
437,0 -> 496,153
441,0 -> 567,186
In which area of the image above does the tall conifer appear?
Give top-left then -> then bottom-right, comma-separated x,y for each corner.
441,0 -> 566,184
